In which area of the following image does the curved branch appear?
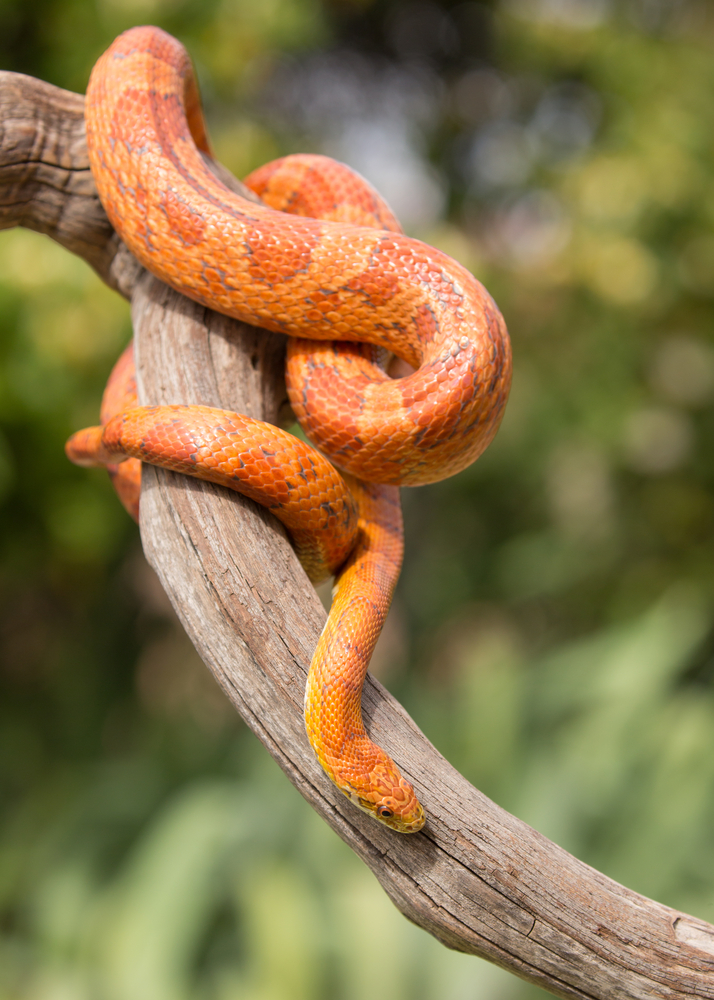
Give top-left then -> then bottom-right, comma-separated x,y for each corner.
2,69 -> 714,1000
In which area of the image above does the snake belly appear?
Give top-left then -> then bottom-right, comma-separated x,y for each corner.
69,25 -> 512,833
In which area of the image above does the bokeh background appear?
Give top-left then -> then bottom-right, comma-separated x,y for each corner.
2,0 -> 714,997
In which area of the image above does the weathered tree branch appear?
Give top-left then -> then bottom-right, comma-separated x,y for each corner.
2,68 -> 714,999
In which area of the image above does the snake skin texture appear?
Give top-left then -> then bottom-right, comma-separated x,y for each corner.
66,25 -> 512,833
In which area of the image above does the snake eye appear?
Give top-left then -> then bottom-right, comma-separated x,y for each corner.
377,806 -> 393,818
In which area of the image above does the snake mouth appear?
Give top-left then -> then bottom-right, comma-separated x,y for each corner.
386,806 -> 426,834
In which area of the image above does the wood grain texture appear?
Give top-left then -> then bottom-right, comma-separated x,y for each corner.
2,68 -> 714,999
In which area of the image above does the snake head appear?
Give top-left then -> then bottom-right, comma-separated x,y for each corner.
347,764 -> 425,834
373,790 -> 425,834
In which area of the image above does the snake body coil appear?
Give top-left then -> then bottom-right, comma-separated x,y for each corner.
67,26 -> 512,833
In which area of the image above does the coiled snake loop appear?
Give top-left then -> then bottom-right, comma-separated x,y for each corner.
66,26 -> 512,833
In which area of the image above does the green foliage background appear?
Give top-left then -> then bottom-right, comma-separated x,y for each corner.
2,1 -> 714,997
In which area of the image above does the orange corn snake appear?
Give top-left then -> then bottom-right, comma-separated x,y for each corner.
66,26 -> 511,833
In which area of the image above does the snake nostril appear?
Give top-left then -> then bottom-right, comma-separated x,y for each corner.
377,806 -> 393,818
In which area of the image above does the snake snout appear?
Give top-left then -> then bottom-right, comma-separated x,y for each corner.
369,772 -> 425,833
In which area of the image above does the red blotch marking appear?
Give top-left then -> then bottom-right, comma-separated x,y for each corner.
373,237 -> 466,314
412,303 -> 437,343
245,220 -> 319,284
346,251 -> 400,307
162,188 -> 206,246
110,87 -> 155,150
297,361 -> 364,454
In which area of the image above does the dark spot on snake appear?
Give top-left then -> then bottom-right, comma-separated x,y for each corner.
378,806 -> 393,818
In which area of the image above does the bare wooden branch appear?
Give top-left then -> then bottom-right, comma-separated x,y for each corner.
2,68 -> 714,1000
